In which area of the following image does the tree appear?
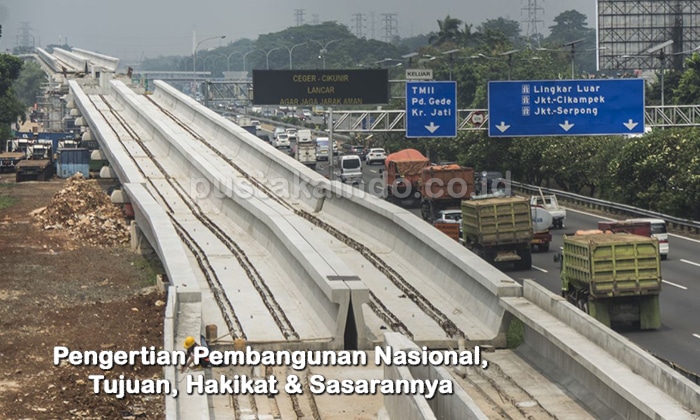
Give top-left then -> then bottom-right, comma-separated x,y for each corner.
429,15 -> 464,47
544,10 -> 596,75
478,18 -> 522,48
673,53 -> 700,105
0,54 -> 26,141
13,60 -> 46,107
607,128 -> 700,217
546,10 -> 590,43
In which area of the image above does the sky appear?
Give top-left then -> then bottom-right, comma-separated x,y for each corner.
0,0 -> 596,64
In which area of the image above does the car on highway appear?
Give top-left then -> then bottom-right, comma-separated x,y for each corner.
272,133 -> 290,148
365,148 -> 387,165
475,170 -> 509,196
339,155 -> 363,184
433,209 -> 462,224
626,218 -> 670,259
285,128 -> 297,141
251,120 -> 262,135
433,209 -> 463,237
344,144 -> 367,158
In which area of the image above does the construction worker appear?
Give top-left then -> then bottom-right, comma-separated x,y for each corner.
181,336 -> 211,372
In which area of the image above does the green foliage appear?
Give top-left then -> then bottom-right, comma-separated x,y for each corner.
429,15 -> 465,47
0,195 -> 15,211
0,54 -> 23,94
673,53 -> 700,105
608,128 -> 700,218
506,317 -> 524,349
13,60 -> 45,107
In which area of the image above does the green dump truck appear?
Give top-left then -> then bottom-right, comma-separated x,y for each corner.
461,196 -> 533,269
557,233 -> 661,329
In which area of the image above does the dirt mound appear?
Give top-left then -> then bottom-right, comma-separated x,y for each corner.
34,173 -> 130,247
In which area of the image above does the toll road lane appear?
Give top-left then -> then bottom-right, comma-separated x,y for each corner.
517,209 -> 700,375
358,167 -> 700,375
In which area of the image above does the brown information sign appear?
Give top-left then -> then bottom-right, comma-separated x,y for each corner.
252,69 -> 389,106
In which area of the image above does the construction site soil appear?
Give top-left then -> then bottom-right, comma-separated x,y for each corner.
0,176 -> 166,419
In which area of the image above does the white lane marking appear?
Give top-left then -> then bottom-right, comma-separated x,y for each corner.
680,259 -> 700,268
662,279 -> 688,290
670,232 -> 700,243
693,334 -> 700,340
531,265 -> 548,273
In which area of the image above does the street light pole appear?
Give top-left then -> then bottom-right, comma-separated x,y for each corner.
311,39 -> 340,70
263,47 -> 283,70
226,51 -> 243,72
243,49 -> 264,76
561,39 -> 584,79
284,42 -> 306,70
193,35 -> 226,97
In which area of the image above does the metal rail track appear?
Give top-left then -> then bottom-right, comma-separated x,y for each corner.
146,95 -> 466,340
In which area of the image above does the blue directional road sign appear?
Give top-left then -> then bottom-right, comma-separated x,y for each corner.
488,79 -> 645,137
406,81 -> 457,138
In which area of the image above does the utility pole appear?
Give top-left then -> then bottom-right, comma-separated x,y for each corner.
294,9 -> 305,26
380,13 -> 398,43
352,13 -> 367,39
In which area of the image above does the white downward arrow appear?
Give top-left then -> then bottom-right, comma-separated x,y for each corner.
559,120 -> 574,131
623,119 -> 639,130
495,121 -> 510,133
425,122 -> 440,133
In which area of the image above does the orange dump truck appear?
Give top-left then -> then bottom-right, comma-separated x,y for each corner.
382,149 -> 430,205
420,164 -> 475,222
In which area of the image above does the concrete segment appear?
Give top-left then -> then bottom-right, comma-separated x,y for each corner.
174,301 -> 211,419
384,333 -> 488,420
111,81 -> 366,349
520,280 -> 700,415
320,193 -> 517,344
501,288 -> 698,419
71,48 -> 120,73
124,183 -> 201,302
68,81 -> 145,185
148,80 -> 518,345
52,48 -> 88,73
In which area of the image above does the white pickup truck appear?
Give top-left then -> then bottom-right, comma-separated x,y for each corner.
530,191 -> 566,229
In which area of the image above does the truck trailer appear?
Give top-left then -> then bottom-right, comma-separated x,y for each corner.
420,164 -> 474,223
556,232 -> 661,329
461,196 -> 533,269
382,149 -> 429,205
295,129 -> 317,170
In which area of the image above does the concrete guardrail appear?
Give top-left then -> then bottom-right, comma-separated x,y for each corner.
501,281 -> 700,418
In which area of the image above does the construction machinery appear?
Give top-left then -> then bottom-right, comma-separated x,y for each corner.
16,142 -> 54,182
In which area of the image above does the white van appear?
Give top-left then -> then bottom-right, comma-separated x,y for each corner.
627,218 -> 669,259
339,155 -> 363,184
